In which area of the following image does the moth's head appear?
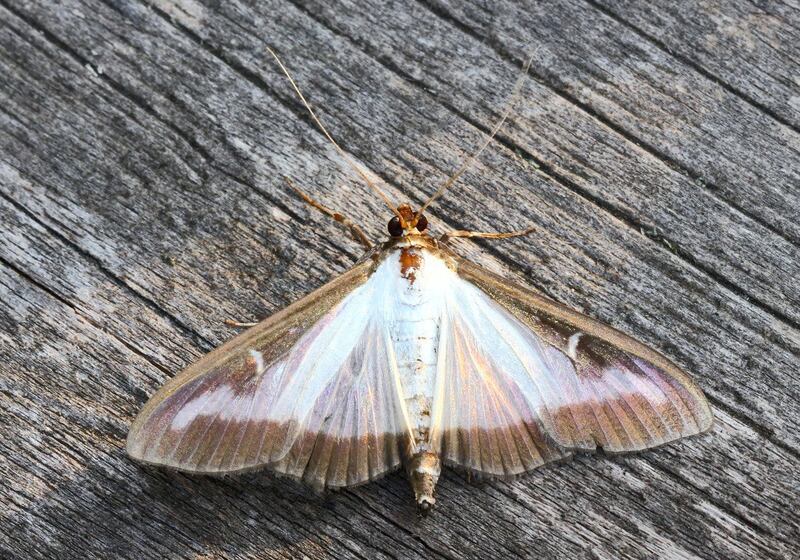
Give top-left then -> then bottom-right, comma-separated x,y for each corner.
387,204 -> 429,238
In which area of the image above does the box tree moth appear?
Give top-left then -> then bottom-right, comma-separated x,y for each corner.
127,49 -> 713,513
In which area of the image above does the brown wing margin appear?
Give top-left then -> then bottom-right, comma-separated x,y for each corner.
442,253 -> 712,474
126,255 -> 378,477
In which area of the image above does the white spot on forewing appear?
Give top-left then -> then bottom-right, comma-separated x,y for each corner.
567,332 -> 583,361
250,349 -> 266,375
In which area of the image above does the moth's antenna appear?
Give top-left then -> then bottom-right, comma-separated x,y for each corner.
267,48 -> 401,220
417,55 -> 533,215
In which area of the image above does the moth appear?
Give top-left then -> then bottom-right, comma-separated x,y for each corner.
127,50 -> 712,513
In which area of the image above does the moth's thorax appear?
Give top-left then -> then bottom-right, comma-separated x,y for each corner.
373,244 -> 455,294
375,234 -> 454,272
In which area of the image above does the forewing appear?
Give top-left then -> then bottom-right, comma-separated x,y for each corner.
429,255 -> 712,477
127,258 -> 412,486
268,318 -> 414,486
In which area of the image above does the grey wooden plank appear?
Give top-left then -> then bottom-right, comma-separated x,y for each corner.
1,0 -> 798,450
2,224 -> 796,557
0,198 -> 448,560
128,0 -> 800,334
1,0 -> 798,559
418,0 -> 800,247
87,0 -> 793,444
592,0 -> 800,130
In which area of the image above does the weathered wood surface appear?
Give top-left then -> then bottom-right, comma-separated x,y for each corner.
1,0 -> 798,558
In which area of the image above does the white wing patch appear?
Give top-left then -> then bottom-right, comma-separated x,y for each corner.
249,349 -> 266,375
566,332 -> 583,361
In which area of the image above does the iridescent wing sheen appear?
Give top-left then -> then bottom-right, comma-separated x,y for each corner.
429,255 -> 713,477
127,258 -> 413,488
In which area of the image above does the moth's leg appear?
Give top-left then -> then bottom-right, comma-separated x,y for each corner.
285,178 -> 373,250
224,319 -> 259,329
440,226 -> 535,244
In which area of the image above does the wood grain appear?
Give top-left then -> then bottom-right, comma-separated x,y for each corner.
1,1 -> 798,558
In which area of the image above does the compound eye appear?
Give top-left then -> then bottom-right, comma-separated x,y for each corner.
388,216 -> 403,237
415,214 -> 428,232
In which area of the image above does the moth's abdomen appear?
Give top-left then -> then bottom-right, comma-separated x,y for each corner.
408,451 -> 440,513
392,311 -> 440,449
